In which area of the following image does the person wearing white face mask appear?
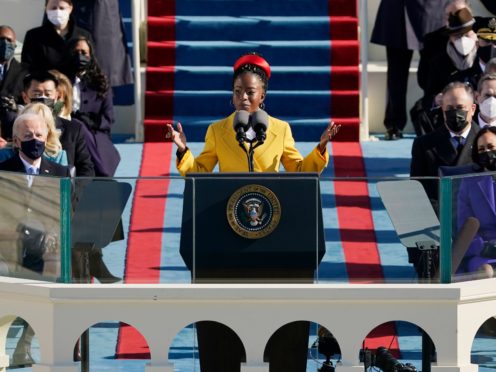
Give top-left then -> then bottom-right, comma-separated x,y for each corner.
21,0 -> 93,75
476,73 -> 496,127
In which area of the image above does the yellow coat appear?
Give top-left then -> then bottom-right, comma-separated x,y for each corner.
177,112 -> 329,175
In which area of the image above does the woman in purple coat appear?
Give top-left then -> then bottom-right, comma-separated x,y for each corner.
67,36 -> 120,176
457,126 -> 496,277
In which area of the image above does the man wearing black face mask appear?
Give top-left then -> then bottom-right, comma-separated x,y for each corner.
0,113 -> 69,176
411,81 -> 480,205
0,25 -> 28,143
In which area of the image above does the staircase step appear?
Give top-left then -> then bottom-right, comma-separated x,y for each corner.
148,16 -> 358,42
147,40 -> 359,67
146,65 -> 359,91
144,116 -> 359,142
149,0 -> 356,18
144,90 -> 359,118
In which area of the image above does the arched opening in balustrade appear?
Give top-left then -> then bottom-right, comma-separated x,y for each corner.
264,321 -> 342,372
361,321 -> 435,372
73,320 -> 150,371
0,315 -> 39,369
471,316 -> 496,369
177,320 -> 246,371
166,321 -> 200,371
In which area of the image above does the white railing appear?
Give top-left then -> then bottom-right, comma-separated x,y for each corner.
0,277 -> 494,372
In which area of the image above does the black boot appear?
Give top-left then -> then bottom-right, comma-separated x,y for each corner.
12,323 -> 35,367
89,247 -> 121,283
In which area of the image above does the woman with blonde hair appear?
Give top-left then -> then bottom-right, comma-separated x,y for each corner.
49,69 -> 73,119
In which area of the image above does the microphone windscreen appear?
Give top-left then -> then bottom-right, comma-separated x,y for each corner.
233,110 -> 250,130
251,109 -> 269,131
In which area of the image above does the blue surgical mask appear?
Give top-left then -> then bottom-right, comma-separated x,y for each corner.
0,38 -> 15,62
20,138 -> 45,160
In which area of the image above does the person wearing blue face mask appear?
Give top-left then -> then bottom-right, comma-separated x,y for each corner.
21,0 -> 92,76
0,25 -> 27,144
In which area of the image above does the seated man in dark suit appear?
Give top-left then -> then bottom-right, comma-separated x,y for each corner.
0,71 -> 96,177
410,81 -> 480,271
0,25 -> 27,143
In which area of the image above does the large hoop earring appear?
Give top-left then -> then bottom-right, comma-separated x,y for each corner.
259,102 -> 265,110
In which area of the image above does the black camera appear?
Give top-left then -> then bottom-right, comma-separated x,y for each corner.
364,347 -> 417,372
317,327 -> 341,372
17,223 -> 58,272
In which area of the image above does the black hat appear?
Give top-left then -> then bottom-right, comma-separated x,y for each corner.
474,17 -> 496,42
447,8 -> 475,36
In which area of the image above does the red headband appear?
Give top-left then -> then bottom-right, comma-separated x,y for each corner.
233,54 -> 271,79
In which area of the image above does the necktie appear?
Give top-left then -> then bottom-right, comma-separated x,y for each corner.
454,136 -> 464,154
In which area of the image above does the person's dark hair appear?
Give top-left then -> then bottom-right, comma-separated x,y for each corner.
471,125 -> 496,164
23,71 -> 59,92
477,73 -> 496,92
442,81 -> 475,102
67,36 -> 109,99
45,0 -> 73,5
232,52 -> 269,92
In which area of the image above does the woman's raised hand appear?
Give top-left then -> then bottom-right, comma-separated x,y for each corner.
165,122 -> 187,153
318,121 -> 341,153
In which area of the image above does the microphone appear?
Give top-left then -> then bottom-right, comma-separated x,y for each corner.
251,109 -> 269,144
233,110 -> 250,145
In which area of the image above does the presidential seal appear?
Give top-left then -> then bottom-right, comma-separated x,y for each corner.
227,184 -> 281,239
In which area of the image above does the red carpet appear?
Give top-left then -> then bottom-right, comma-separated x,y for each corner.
143,0 -> 175,141
115,142 -> 173,358
331,142 -> 399,354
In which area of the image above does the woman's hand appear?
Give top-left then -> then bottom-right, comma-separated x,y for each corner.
165,122 -> 187,153
318,121 -> 341,153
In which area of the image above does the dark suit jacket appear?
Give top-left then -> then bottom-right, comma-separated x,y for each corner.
0,59 -> 28,140
481,0 -> 496,15
371,0 -> 448,48
0,153 -> 70,177
55,117 -> 95,177
73,0 -> 133,86
410,123 -> 480,201
425,55 -> 484,107
21,21 -> 92,74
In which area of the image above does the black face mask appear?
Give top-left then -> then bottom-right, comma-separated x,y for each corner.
29,97 -> 55,109
72,53 -> 90,71
20,138 -> 45,160
444,108 -> 469,133
478,150 -> 496,171
478,44 -> 496,64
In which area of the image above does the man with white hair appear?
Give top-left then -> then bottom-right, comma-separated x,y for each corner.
0,113 -> 69,176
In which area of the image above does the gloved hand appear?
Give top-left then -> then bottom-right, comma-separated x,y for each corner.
0,96 -> 18,112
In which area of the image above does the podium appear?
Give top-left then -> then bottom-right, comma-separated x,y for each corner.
180,172 -> 325,282
179,172 -> 326,372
